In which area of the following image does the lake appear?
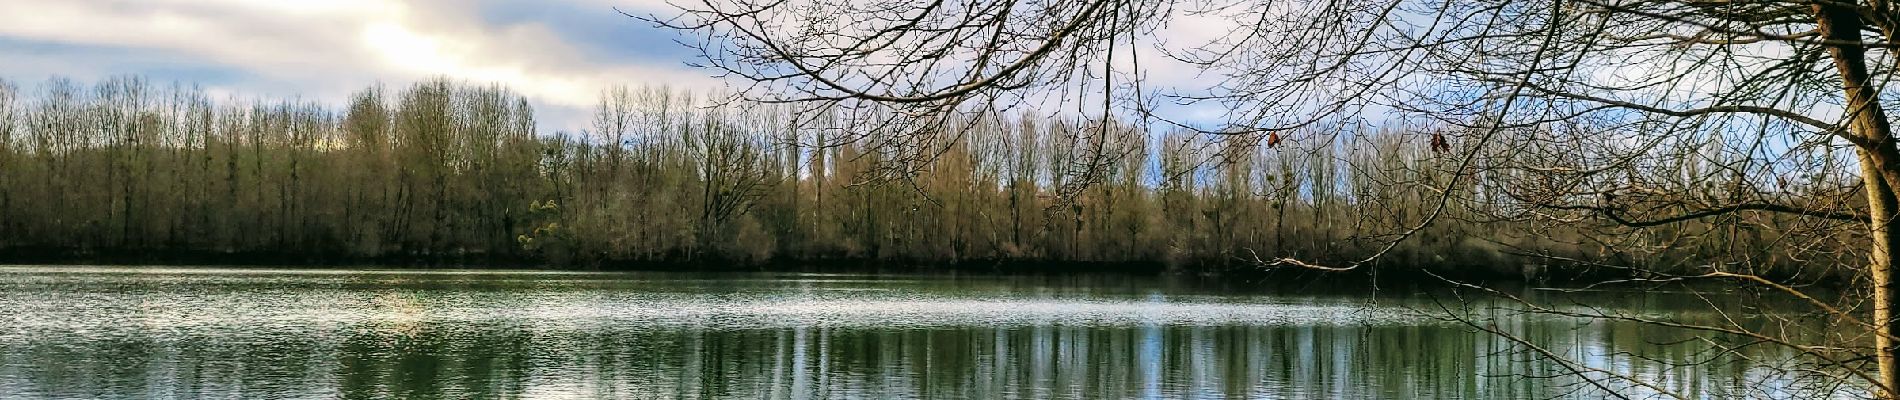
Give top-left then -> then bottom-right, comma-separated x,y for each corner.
0,266 -> 1855,399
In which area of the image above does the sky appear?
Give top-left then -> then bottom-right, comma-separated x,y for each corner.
0,0 -> 717,132
0,0 -> 1257,134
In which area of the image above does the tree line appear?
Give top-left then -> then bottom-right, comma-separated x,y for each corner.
0,76 -> 1844,278
646,0 -> 1900,394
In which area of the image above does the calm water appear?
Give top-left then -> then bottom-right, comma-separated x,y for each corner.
0,266 -> 1852,399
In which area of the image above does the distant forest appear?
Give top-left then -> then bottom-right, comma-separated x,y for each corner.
0,77 -> 1848,278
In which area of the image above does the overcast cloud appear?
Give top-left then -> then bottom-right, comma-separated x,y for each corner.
0,0 -> 722,131
0,0 -> 1248,131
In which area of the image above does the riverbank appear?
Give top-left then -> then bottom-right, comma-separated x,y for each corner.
0,245 -> 1701,289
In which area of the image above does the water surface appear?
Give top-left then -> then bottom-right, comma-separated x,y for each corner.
0,266 -> 1845,398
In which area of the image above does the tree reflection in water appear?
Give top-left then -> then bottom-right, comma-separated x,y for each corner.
0,267 -> 1859,399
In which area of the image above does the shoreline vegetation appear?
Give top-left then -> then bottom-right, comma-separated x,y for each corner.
0,76 -> 1847,284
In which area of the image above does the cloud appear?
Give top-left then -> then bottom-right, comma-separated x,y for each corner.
0,0 -> 720,131
0,0 -> 1252,132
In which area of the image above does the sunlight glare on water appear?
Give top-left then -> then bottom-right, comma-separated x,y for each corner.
0,266 -> 1856,399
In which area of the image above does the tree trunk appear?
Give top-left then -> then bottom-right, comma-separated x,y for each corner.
1817,4 -> 1900,396
1859,151 -> 1900,398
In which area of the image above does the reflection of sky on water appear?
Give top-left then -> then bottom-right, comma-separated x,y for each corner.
0,266 -> 1868,399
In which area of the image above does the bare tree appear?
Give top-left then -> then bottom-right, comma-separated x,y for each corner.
652,0 -> 1900,396
0,71 -> 1881,395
